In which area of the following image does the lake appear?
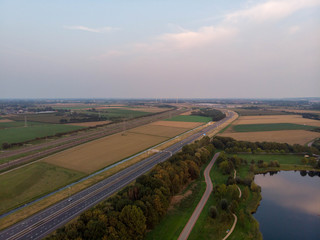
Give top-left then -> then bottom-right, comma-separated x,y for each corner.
254,171 -> 320,240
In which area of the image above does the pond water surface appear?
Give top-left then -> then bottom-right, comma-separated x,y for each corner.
254,171 -> 320,240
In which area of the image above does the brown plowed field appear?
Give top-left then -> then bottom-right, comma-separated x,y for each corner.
180,111 -> 192,115
42,119 -> 201,173
0,119 -> 13,123
43,132 -> 168,173
219,130 -> 320,145
128,125 -> 189,138
150,121 -> 203,128
271,109 -> 320,114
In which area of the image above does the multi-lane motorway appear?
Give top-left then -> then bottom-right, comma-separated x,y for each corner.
0,111 -> 234,240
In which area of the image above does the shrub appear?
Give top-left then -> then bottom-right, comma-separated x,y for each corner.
220,199 -> 228,211
209,206 -> 218,219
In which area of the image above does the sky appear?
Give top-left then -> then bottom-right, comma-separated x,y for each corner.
1,0 -> 320,99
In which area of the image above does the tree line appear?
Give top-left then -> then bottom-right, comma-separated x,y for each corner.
47,137 -> 215,240
191,108 -> 226,121
211,136 -> 319,155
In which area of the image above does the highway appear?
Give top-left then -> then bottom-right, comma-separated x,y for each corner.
0,111 -> 234,240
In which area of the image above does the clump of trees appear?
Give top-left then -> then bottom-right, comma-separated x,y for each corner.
211,136 -> 319,155
47,137 -> 215,240
191,108 -> 226,121
301,156 -> 319,168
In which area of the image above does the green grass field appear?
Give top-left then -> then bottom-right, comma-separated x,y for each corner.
8,113 -> 70,124
52,105 -> 101,110
234,153 -> 303,165
80,108 -> 151,119
233,123 -> 316,132
165,115 -> 211,123
101,108 -> 150,118
0,121 -> 44,129
0,124 -> 84,146
0,162 -> 84,214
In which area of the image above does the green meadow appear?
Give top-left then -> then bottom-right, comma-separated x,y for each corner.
165,115 -> 211,123
0,162 -> 84,214
0,124 -> 84,146
233,123 -> 316,132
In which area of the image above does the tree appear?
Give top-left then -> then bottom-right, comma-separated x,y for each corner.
186,160 -> 200,179
209,206 -> 218,218
219,160 -> 233,175
250,182 -> 260,192
242,186 -> 249,200
119,205 -> 146,240
301,157 -> 308,165
220,199 -> 228,211
309,157 -> 317,166
238,209 -> 246,227
2,142 -> 11,150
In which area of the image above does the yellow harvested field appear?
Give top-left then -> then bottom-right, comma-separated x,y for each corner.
67,121 -> 111,127
150,121 -> 203,129
180,111 -> 192,115
0,119 -> 13,123
232,115 -> 320,127
271,109 -> 320,114
128,125 -> 189,138
43,132 -> 168,173
219,130 -> 320,145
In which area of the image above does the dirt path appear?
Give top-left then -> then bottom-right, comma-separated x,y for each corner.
222,214 -> 238,240
177,152 -> 220,240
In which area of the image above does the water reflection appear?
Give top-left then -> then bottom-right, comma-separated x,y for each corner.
254,171 -> 320,240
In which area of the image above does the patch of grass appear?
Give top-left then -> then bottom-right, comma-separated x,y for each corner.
234,153 -> 303,165
0,121 -> 43,129
53,105 -> 101,110
0,124 -> 84,146
8,113 -> 70,124
165,115 -> 211,123
0,162 -> 84,214
81,108 -> 150,119
233,123 -> 316,132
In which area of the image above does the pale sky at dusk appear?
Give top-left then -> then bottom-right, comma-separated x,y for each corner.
1,0 -> 320,98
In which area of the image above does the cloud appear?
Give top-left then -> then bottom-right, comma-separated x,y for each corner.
225,0 -> 320,23
159,26 -> 237,50
63,25 -> 119,33
95,0 -> 319,58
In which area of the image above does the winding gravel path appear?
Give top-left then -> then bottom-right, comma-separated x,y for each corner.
222,169 -> 242,240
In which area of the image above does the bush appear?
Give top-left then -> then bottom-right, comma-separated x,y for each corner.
209,206 -> 218,219
220,199 -> 228,211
